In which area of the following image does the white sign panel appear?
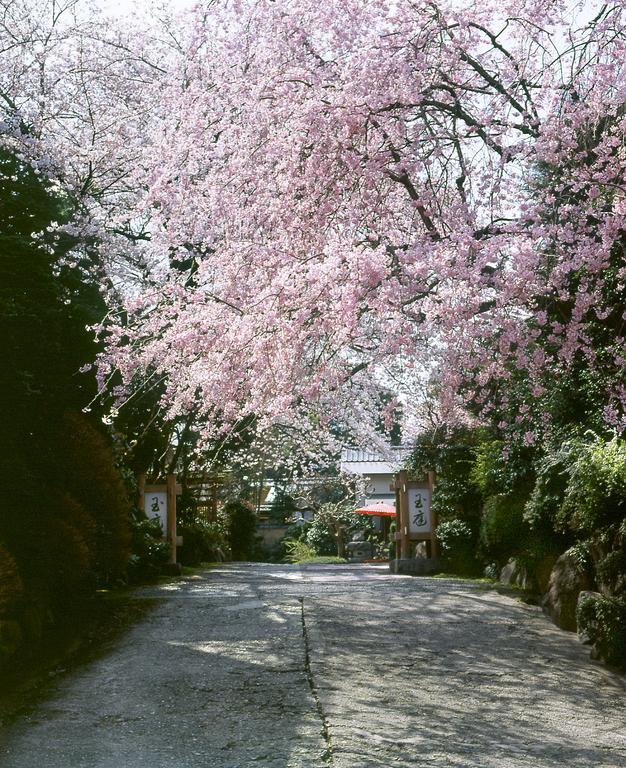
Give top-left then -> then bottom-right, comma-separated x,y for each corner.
145,491 -> 167,535
407,488 -> 432,533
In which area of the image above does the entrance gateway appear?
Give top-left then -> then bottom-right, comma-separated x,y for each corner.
138,473 -> 182,566
393,470 -> 439,563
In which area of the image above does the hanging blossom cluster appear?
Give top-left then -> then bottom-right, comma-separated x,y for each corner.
0,0 -> 176,283
102,0 -> 626,444
3,1 -> 626,448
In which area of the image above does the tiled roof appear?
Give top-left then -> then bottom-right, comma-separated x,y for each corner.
340,446 -> 412,464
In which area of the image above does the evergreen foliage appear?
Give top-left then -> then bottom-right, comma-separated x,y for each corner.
225,501 -> 259,560
0,150 -> 132,661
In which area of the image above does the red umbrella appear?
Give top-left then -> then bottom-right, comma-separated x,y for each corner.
354,501 -> 397,517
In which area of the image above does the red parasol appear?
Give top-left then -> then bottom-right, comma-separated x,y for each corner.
354,501 -> 397,517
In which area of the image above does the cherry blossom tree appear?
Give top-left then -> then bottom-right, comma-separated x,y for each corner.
100,0 -> 624,448
0,0 -> 180,284
5,0 -> 625,454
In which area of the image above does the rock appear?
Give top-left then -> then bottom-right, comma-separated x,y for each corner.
414,542 -> 428,559
535,553 -> 559,594
483,563 -> 498,579
500,555 -> 557,593
346,539 -> 374,561
542,552 -> 590,631
499,559 -> 531,590
576,590 -> 602,645
499,559 -> 518,585
389,557 -> 443,575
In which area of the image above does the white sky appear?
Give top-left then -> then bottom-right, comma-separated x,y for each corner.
96,0 -> 196,16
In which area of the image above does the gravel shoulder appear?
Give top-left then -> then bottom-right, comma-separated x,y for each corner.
0,563 -> 624,767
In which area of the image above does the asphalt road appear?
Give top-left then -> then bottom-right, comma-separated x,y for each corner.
1,563 -> 625,767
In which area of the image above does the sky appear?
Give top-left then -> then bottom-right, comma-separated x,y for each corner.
96,0 -> 196,17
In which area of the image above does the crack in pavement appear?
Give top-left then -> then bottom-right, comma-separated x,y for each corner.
300,597 -> 334,766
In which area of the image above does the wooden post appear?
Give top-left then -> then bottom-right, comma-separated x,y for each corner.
394,483 -> 400,561
138,472 -> 146,513
397,470 -> 409,559
210,481 -> 218,523
427,470 -> 438,558
392,470 -> 437,565
166,473 -> 177,565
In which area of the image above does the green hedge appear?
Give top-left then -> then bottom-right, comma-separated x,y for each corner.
577,594 -> 626,669
436,519 -> 480,574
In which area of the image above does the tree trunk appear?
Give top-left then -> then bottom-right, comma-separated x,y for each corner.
336,526 -> 345,559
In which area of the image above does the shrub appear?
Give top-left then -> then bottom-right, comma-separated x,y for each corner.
436,519 -> 480,574
305,505 -> 373,557
577,594 -> 626,669
284,540 -> 318,563
596,549 -> 626,594
0,545 -> 22,613
558,435 -> 626,534
282,521 -> 311,543
524,437 -> 576,529
225,501 -> 260,560
178,517 -> 227,565
305,517 -> 337,555
408,427 -> 482,523
11,491 -> 96,609
267,488 -> 298,524
127,516 -> 170,582
60,413 -> 132,585
480,494 -> 529,567
471,438 -> 535,498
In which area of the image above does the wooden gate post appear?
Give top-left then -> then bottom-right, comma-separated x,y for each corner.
393,470 -> 437,565
140,473 -> 182,566
138,473 -> 146,515
166,473 -> 178,565
395,470 -> 410,559
427,470 -> 438,558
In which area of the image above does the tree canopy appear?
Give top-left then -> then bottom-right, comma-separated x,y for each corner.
2,0 -> 625,455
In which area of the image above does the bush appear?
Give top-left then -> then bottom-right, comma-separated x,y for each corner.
408,427 -> 482,523
596,549 -> 626,594
480,494 -> 529,567
305,517 -> 337,555
471,438 -> 534,498
282,521 -> 311,542
305,505 -> 373,557
436,519 -> 480,574
225,501 -> 260,560
284,540 -> 318,563
524,436 -> 575,529
577,594 -> 626,669
127,516 -> 170,583
8,489 -> 99,612
558,435 -> 626,534
267,488 -> 298,524
0,545 -> 22,613
60,413 -> 132,585
178,517 -> 227,565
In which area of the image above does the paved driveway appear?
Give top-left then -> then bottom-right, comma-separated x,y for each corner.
1,563 -> 624,767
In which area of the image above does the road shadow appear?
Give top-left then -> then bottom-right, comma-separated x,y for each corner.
301,564 -> 626,768
0,566 -> 328,767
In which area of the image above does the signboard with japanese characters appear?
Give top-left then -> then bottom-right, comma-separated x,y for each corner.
393,470 -> 438,560
407,487 -> 431,534
145,491 -> 168,535
138,475 -> 183,565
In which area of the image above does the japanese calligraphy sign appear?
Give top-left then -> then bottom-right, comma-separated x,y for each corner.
145,491 -> 167,534
393,470 -> 438,560
138,475 -> 183,565
407,487 -> 432,534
